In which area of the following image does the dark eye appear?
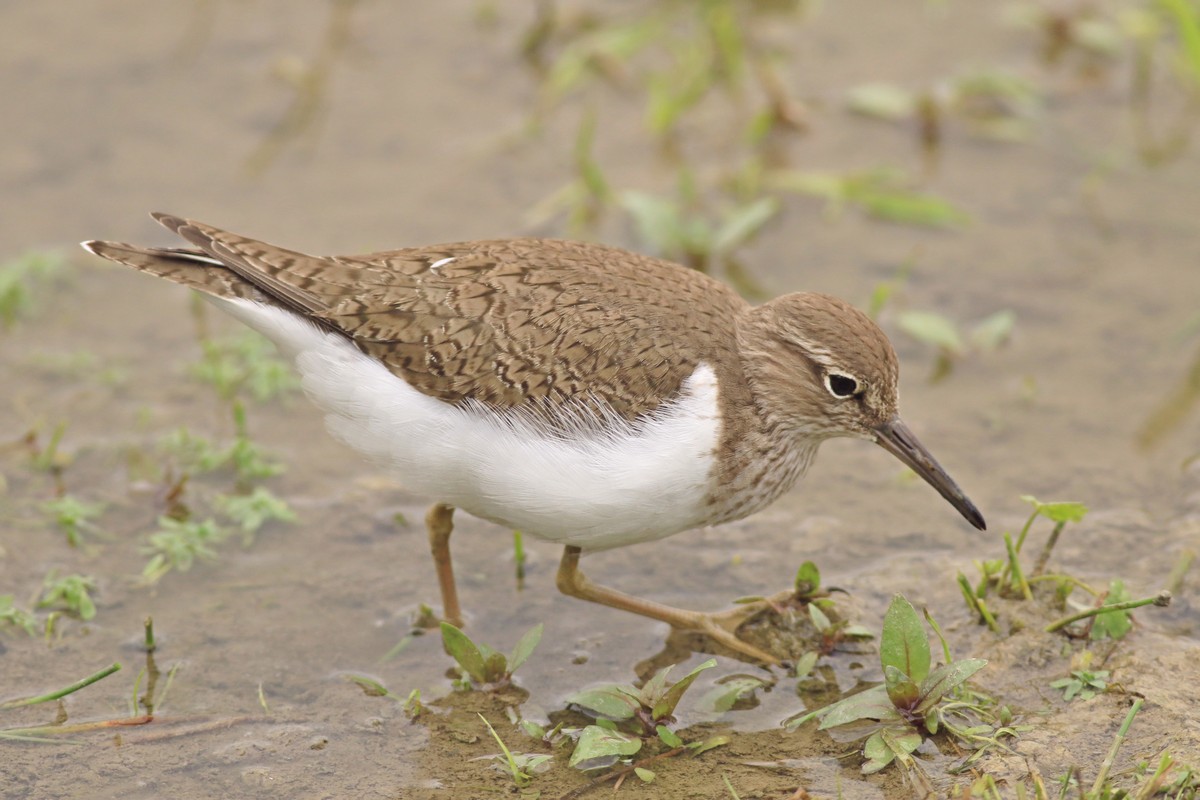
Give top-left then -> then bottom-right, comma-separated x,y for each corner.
826,373 -> 859,398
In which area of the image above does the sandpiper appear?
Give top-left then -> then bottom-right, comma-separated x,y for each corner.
84,213 -> 985,663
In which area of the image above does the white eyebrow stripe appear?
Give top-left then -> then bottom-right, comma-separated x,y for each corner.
429,256 -> 456,272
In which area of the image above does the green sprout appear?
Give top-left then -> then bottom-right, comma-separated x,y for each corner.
190,330 -> 299,403
0,250 -> 67,329
788,595 -> 1014,775
566,658 -> 729,771
141,517 -> 227,584
0,595 -> 38,636
38,574 -> 97,621
440,622 -> 543,689
476,713 -> 552,787
215,487 -> 296,544
41,495 -> 106,548
769,167 -> 970,229
1050,669 -> 1110,702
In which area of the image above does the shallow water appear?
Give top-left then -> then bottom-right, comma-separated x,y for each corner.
2,2 -> 1199,797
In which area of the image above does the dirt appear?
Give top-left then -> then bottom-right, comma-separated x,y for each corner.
1,1 -> 1198,798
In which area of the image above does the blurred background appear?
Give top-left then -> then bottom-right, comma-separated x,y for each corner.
2,1 -> 1199,797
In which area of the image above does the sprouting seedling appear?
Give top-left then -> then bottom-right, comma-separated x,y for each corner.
895,308 -> 1015,382
37,574 -> 97,621
768,167 -> 970,230
475,713 -> 552,787
566,658 -> 729,771
41,495 -> 105,548
439,622 -> 543,689
0,595 -> 38,637
1050,669 -> 1110,701
140,517 -> 228,584
189,330 -> 299,403
215,487 -> 296,545
0,250 -> 67,329
787,594 -> 1004,775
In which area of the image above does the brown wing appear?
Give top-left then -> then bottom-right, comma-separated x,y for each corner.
85,213 -> 750,421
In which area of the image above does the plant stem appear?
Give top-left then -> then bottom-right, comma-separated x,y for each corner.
1031,521 -> 1066,577
144,616 -> 156,652
1005,532 -> 1033,601
0,662 -> 121,709
1090,699 -> 1143,795
1044,592 -> 1172,634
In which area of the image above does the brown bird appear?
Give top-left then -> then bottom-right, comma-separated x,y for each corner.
83,213 -> 984,663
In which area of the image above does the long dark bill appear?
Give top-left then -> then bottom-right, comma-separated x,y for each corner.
873,417 -> 986,531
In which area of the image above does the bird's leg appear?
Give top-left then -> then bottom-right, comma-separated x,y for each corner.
556,545 -> 783,665
425,503 -> 463,627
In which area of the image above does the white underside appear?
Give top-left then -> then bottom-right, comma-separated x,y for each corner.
214,298 -> 722,550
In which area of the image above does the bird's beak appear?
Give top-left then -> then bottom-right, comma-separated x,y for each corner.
873,417 -> 986,530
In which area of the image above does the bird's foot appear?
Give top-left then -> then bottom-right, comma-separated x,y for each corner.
687,588 -> 798,666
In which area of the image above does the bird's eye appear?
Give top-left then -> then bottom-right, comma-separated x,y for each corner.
825,373 -> 859,398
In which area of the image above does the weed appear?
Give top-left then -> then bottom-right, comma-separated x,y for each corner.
1050,669 -> 1110,701
769,167 -> 970,229
440,622 -> 543,689
141,517 -> 227,584
0,250 -> 67,329
41,495 -> 105,548
38,574 -> 97,621
566,658 -> 729,770
787,594 -> 1014,775
215,487 -> 296,544
0,595 -> 38,636
476,713 -> 552,787
190,331 -> 298,403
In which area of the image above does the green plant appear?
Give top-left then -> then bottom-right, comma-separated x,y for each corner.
788,595 -> 1008,775
190,331 -> 299,403
215,487 -> 296,543
440,622 -> 543,689
41,495 -> 105,548
476,713 -> 552,787
566,658 -> 729,770
0,595 -> 38,636
37,574 -> 97,621
1050,669 -> 1110,701
0,250 -> 67,329
141,517 -> 227,584
769,167 -> 970,229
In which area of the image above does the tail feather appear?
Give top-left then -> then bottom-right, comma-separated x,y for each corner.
80,240 -> 265,301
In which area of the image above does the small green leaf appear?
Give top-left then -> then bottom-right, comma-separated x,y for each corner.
699,677 -> 768,713
818,685 -> 903,729
846,83 -> 918,120
634,767 -> 656,783
651,658 -> 716,720
507,623 -> 543,673
1020,495 -> 1088,523
483,651 -> 509,683
914,659 -> 988,713
440,623 -> 487,684
1090,581 -> 1134,640
689,734 -> 730,756
897,311 -> 964,354
713,197 -> 779,255
638,664 -> 673,708
569,725 -> 642,769
793,651 -> 820,680
861,730 -> 897,774
880,594 -> 931,684
794,560 -> 821,594
970,310 -> 1016,350
567,685 -> 640,721
656,724 -> 683,747
808,603 -> 831,632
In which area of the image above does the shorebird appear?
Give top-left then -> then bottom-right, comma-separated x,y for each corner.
84,213 -> 985,663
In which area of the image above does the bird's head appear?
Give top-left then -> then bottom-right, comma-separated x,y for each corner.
739,292 -> 985,530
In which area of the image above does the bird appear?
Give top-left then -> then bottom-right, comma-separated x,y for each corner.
83,213 -> 985,664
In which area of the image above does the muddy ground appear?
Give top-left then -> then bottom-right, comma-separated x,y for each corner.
1,2 -> 1198,798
